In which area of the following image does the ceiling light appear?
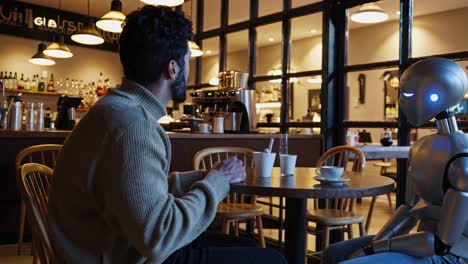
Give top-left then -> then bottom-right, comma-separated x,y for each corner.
188,41 -> 203,57
206,50 -> 212,55
44,35 -> 73,58
140,0 -> 184,7
72,19 -> 105,45
350,3 -> 389,24
29,43 -> 56,66
310,29 -> 317,33
97,0 -> 126,33
268,37 -> 275,42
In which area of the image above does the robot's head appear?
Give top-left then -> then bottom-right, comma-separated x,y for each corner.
399,58 -> 467,126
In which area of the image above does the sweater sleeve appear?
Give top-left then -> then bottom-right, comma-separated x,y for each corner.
102,120 -> 229,263
168,170 -> 207,197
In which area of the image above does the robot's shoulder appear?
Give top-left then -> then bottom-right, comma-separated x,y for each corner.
445,150 -> 468,192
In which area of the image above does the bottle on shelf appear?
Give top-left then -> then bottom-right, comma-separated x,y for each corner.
12,72 -> 18,90
17,74 -> 25,90
104,78 -> 110,95
30,75 -> 37,91
7,72 -> 13,89
47,73 -> 55,92
25,77 -> 30,90
64,78 -> 70,94
38,75 -> 45,92
96,72 -> 104,96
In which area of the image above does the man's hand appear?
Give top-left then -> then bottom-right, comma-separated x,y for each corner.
212,157 -> 246,183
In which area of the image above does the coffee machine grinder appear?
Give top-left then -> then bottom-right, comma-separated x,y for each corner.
55,95 -> 83,130
190,71 -> 257,133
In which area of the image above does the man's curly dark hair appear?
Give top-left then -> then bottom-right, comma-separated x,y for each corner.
119,6 -> 192,86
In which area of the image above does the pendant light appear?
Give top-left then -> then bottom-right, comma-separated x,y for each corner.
96,0 -> 126,33
71,0 -> 104,45
44,0 -> 73,58
140,0 -> 184,7
350,3 -> 389,24
29,43 -> 56,66
187,0 -> 202,57
44,35 -> 73,58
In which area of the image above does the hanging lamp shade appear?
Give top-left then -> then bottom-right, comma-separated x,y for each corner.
140,0 -> 184,7
350,3 -> 389,24
43,35 -> 73,58
29,43 -> 56,66
96,0 -> 126,33
188,41 -> 203,57
72,18 -> 105,45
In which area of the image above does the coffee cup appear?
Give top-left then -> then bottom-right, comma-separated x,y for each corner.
280,154 -> 297,177
315,166 -> 344,180
198,123 -> 212,133
253,152 -> 276,178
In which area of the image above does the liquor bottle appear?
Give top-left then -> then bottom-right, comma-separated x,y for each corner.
7,72 -> 13,89
64,78 -> 70,94
47,74 -> 55,92
103,78 -> 110,95
96,72 -> 104,96
30,75 -> 37,91
38,76 -> 45,92
17,74 -> 25,90
25,77 -> 30,90
12,72 -> 18,89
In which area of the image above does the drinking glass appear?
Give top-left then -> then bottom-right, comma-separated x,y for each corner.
279,133 -> 288,155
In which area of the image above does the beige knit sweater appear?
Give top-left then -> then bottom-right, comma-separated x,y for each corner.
47,79 -> 230,264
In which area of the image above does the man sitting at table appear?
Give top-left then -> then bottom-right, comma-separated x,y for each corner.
47,5 -> 286,264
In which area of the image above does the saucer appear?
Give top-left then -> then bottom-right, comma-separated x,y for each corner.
193,131 -> 211,134
314,176 -> 350,186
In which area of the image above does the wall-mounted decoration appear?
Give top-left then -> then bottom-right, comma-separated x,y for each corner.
0,1 -> 119,52
381,70 -> 399,120
358,73 -> 366,104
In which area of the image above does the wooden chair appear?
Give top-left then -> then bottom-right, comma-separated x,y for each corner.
16,144 -> 62,257
193,147 -> 266,248
307,145 -> 368,251
373,161 -> 395,208
17,163 -> 56,264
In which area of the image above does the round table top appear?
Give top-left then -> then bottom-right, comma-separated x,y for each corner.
230,167 -> 395,199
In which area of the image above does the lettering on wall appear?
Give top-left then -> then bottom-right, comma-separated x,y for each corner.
0,1 -> 119,52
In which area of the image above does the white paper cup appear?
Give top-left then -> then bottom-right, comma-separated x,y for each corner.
253,152 -> 276,178
280,154 -> 297,176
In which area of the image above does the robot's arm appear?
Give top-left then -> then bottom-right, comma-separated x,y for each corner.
372,204 -> 418,241
438,156 -> 468,251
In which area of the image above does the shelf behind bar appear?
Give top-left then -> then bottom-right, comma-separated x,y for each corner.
343,120 -> 468,129
4,88 -> 61,96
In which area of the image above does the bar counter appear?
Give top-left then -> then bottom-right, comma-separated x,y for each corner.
0,130 -> 324,243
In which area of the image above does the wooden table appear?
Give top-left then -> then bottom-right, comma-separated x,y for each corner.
357,145 -> 411,160
230,167 -> 395,264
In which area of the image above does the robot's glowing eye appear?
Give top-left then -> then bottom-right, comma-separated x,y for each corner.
402,93 -> 414,97
430,93 -> 439,102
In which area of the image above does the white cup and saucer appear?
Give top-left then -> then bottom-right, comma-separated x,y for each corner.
196,123 -> 212,134
314,166 -> 349,186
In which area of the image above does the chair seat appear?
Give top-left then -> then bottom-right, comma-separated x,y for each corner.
373,162 -> 392,168
217,203 -> 263,219
307,209 -> 364,226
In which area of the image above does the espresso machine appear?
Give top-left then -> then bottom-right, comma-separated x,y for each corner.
55,95 -> 83,130
190,71 -> 257,133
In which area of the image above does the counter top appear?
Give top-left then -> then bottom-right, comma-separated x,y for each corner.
0,130 -> 322,139
357,144 -> 411,159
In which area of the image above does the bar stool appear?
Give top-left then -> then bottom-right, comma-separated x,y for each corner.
373,161 -> 396,208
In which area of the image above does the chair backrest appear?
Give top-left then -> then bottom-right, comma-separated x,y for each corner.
316,145 -> 366,172
17,163 -> 55,264
193,147 -> 254,204
16,144 -> 62,170
314,145 -> 366,211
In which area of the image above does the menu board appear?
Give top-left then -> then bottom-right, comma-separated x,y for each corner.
0,1 -> 119,52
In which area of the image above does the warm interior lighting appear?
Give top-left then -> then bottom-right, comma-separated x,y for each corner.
350,3 -> 389,24
29,43 -> 56,66
44,35 -> 73,58
189,41 -> 203,57
307,76 -> 322,84
268,37 -> 275,42
310,29 -> 317,33
72,19 -> 105,45
140,0 -> 184,7
97,0 -> 126,33
267,69 -> 298,83
209,77 -> 219,86
206,50 -> 212,54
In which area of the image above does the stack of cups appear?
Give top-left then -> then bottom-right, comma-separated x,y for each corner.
26,102 -> 35,131
279,133 -> 297,177
36,102 -> 44,130
253,151 -> 276,178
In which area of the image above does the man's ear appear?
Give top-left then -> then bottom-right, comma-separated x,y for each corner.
167,60 -> 180,80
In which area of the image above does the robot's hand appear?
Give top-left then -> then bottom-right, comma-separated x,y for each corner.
349,244 -> 374,259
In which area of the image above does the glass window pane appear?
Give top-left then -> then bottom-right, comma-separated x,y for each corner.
292,0 -> 322,8
347,0 -> 399,65
201,37 -> 219,84
182,0 -> 197,34
259,0 -> 282,17
256,22 -> 282,76
454,60 -> 468,119
291,12 -> 323,72
412,1 -> 468,57
227,30 -> 249,72
204,0 -> 220,31
289,77 -> 321,127
255,80 -> 281,123
229,0 -> 249,24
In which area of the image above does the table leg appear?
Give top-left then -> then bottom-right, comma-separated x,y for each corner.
285,197 -> 307,264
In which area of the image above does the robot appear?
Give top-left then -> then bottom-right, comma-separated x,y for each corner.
350,58 -> 468,260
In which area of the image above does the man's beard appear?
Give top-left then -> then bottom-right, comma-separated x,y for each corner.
171,70 -> 187,103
